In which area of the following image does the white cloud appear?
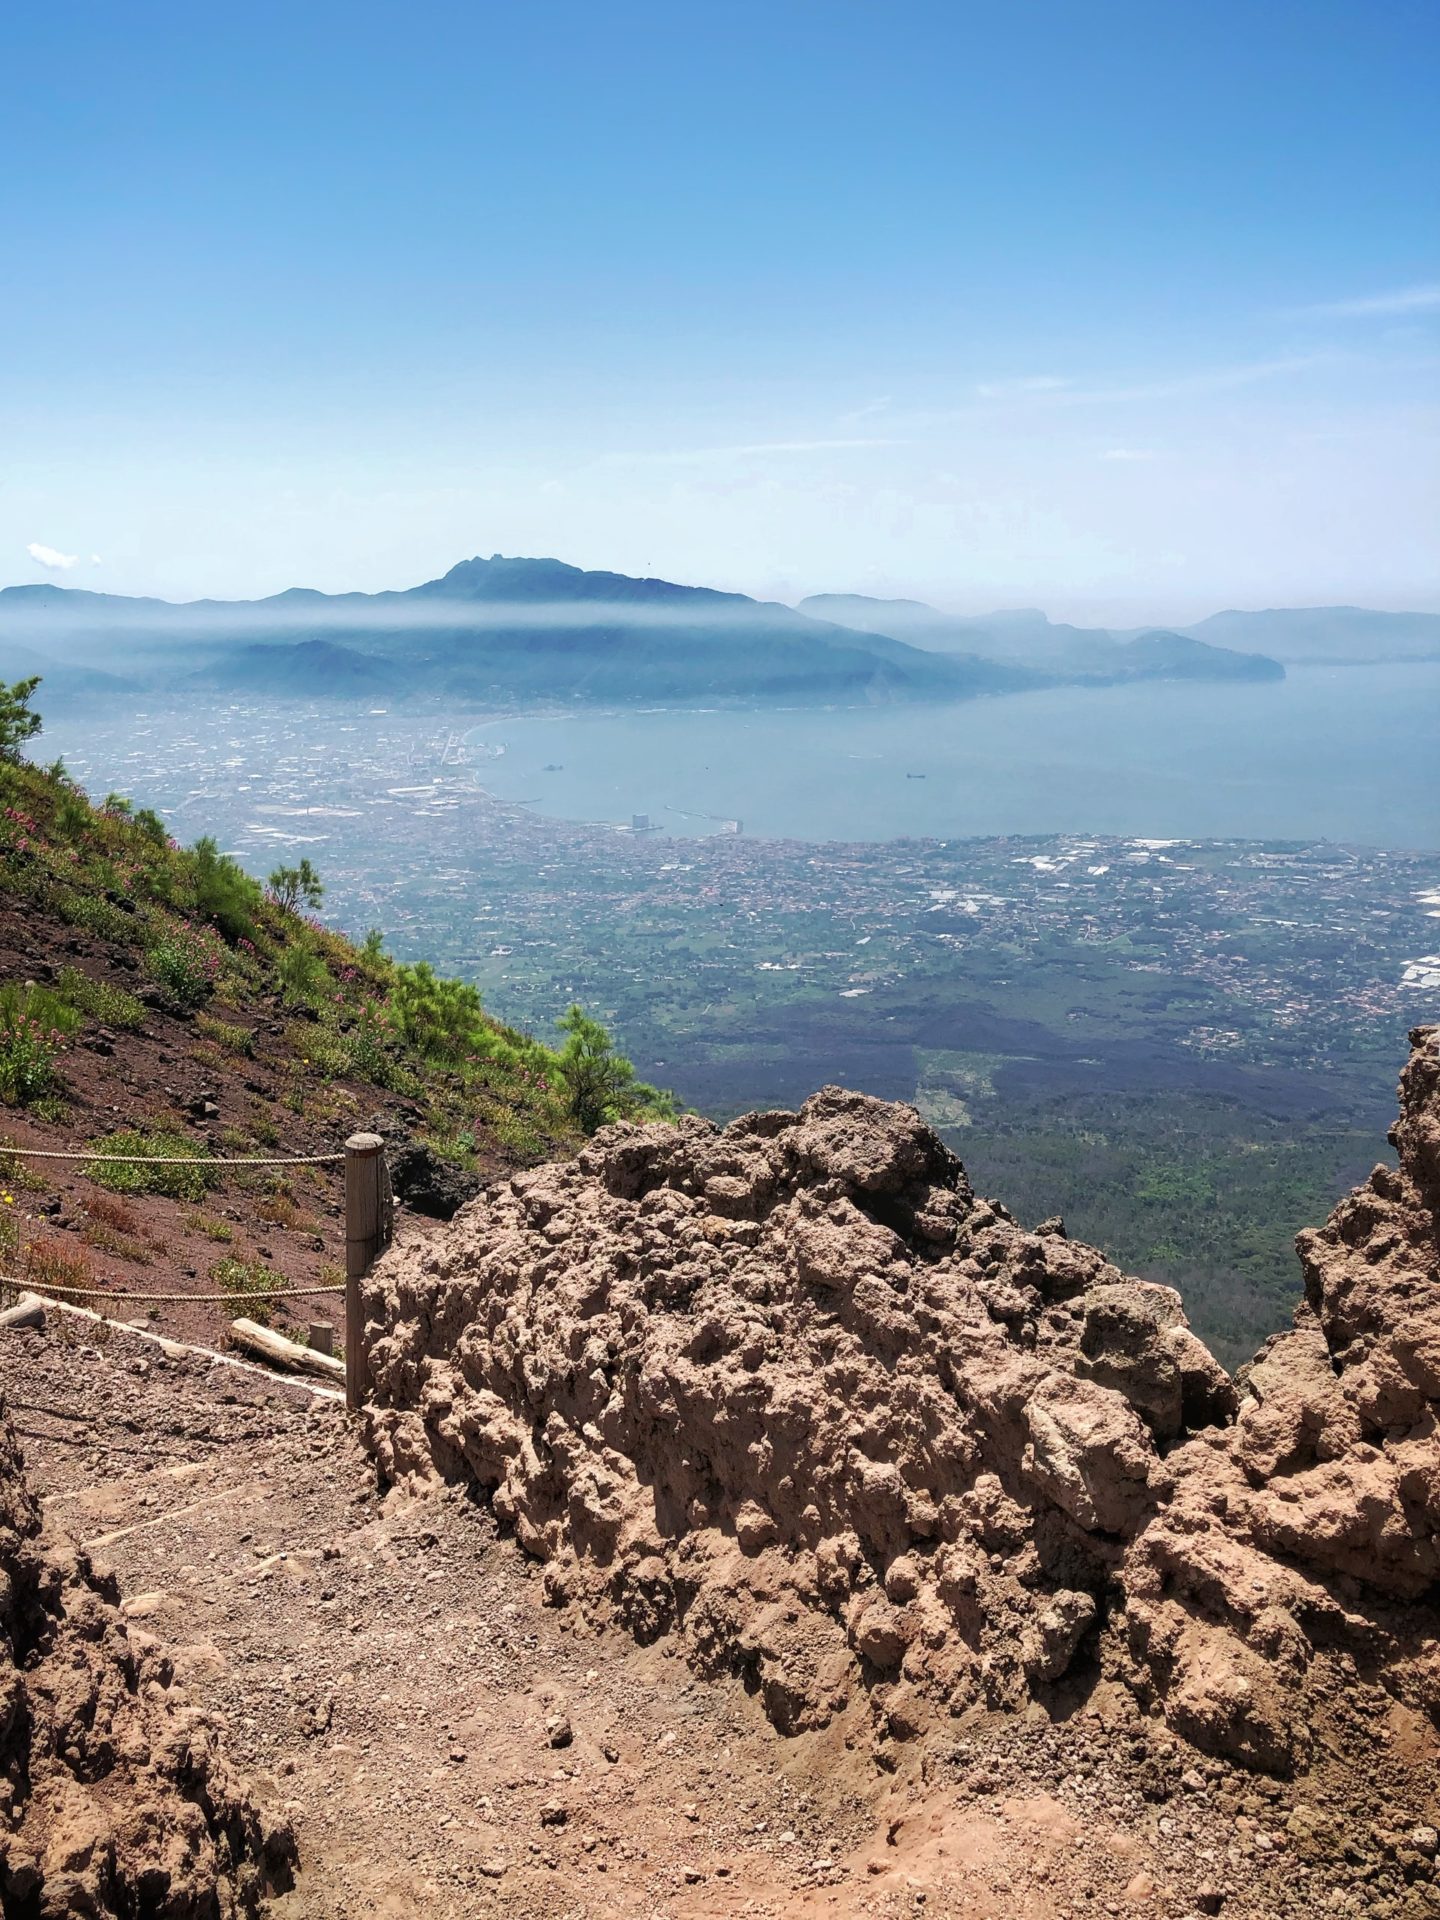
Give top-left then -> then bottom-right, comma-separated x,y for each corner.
89,553 -> 102,566
1291,283 -> 1440,320
836,395 -> 893,427
1100,448 -> 1156,462
26,541 -> 79,570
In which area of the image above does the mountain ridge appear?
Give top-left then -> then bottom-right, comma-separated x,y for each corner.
0,556 -> 1289,707
801,589 -> 1440,667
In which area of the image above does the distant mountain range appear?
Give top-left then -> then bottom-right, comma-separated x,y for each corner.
0,560 -> 1029,708
7,555 -> 1426,712
800,594 -> 1440,671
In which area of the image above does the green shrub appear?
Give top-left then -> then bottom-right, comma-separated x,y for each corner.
0,1199 -> 18,1267
86,1128 -> 216,1201
0,678 -> 43,759
189,836 -> 263,942
184,1209 -> 234,1242
268,857 -> 324,914
1,983 -> 82,1040
56,967 -> 146,1030
277,942 -> 328,1003
555,1003 -> 674,1133
297,1027 -> 350,1077
390,961 -> 487,1063
133,807 -> 170,848
212,1256 -> 279,1326
344,1000 -> 399,1085
418,1127 -> 477,1169
195,1012 -> 255,1055
49,884 -> 136,944
0,984 -> 79,1106
491,1108 -> 548,1159
54,791 -> 93,840
0,1013 -> 63,1105
146,920 -> 222,1008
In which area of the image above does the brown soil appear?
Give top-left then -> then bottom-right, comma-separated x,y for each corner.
0,1384 -> 295,1915
7,1319 -> 1435,1919
0,888 -> 461,1356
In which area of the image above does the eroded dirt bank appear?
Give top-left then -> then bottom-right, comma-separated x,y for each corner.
0,1391 -> 295,1916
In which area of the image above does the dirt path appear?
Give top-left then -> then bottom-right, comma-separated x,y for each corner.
4,1320 -> 1422,1919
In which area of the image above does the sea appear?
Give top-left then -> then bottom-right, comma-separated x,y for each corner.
463,661 -> 1440,850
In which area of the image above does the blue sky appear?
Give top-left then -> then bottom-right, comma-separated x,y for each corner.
2,0 -> 1436,619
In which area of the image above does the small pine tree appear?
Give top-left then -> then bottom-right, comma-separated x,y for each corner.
555,1004 -> 673,1132
190,836 -> 264,942
0,678 -> 42,758
268,858 -> 325,914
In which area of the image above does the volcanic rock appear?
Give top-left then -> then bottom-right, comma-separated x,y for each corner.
360,1029 -> 1440,1780
369,1112 -> 482,1220
0,1401 -> 294,1915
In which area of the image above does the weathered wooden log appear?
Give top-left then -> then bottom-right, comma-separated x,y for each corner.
0,1292 -> 46,1331
229,1316 -> 345,1380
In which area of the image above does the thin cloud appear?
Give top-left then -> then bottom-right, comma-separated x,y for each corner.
26,541 -> 79,570
916,355 -> 1334,426
1065,354 -> 1338,406
1100,448 -> 1156,462
1289,283 -> 1440,320
836,396 -> 893,427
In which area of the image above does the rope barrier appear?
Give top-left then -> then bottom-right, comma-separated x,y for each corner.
0,1274 -> 346,1303
0,1148 -> 345,1167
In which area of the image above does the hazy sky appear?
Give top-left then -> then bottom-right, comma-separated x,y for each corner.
3,0 -> 1436,622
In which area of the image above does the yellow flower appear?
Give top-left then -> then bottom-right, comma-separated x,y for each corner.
2,1193 -> 12,1205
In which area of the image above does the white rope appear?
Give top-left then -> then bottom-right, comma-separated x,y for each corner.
0,1273 -> 346,1303
2,1148 -> 344,1166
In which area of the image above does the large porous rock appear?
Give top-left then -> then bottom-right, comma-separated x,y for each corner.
0,1404 -> 295,1916
360,1033 -> 1440,1779
360,1087 -> 1225,1751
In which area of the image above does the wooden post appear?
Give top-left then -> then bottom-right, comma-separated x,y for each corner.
344,1131 -> 385,1411
307,1320 -> 334,1356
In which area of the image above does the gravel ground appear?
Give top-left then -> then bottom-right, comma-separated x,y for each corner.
5,1318 -> 1436,1919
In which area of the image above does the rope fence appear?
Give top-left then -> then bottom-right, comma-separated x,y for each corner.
0,1274 -> 346,1303
0,1129 -> 389,1409
0,1148 -> 344,1167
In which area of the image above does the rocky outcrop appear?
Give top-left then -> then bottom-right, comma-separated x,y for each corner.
360,1027 -> 1440,1780
369,1110 -> 482,1221
1120,1024 -> 1440,1772
0,1403 -> 295,1916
